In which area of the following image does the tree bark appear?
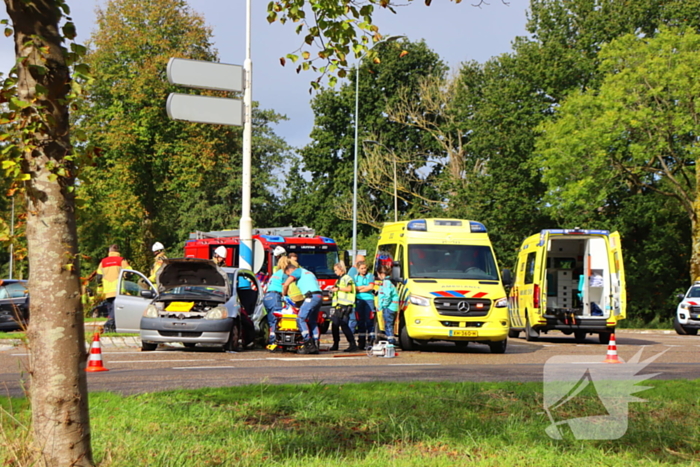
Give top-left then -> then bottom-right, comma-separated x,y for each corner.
4,0 -> 94,465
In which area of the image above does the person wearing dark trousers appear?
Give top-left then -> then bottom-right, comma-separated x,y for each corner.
329,262 -> 358,352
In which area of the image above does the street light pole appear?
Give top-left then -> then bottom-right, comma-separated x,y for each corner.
363,139 -> 398,223
352,35 -> 406,258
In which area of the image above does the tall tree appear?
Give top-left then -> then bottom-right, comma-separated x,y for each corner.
1,0 -> 92,465
283,39 -> 445,246
536,27 -> 700,281
77,0 -> 288,270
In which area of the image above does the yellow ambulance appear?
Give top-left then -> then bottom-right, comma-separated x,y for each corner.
373,219 -> 511,353
508,229 -> 626,344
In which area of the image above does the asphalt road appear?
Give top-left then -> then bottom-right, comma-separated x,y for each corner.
1,330 -> 699,397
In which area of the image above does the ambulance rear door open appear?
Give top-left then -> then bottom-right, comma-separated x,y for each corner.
608,231 -> 626,320
544,231 -> 618,320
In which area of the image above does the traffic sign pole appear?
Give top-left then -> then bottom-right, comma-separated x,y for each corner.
239,0 -> 253,271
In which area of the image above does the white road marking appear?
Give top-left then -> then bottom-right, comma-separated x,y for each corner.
174,366 -> 239,370
388,363 -> 441,366
108,359 -> 216,363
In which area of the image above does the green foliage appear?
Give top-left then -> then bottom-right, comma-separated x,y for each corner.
75,0 -> 290,271
281,39 -> 445,250
267,0 -> 465,89
535,27 -> 700,252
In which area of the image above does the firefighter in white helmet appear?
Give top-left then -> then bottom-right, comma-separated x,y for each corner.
212,246 -> 227,267
149,242 -> 167,283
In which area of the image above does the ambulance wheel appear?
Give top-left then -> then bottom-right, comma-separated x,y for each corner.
183,343 -> 197,349
224,318 -> 242,352
598,332 -> 612,345
399,325 -> 415,351
508,329 -> 520,338
525,317 -> 539,342
488,339 -> 507,354
141,342 -> 157,351
574,331 -> 587,343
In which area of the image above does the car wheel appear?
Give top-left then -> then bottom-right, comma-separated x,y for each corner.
183,343 -> 197,349
508,329 -> 520,338
399,324 -> 415,351
141,342 -> 157,351
488,339 -> 507,354
598,332 -> 611,345
224,318 -> 242,352
574,331 -> 587,343
257,320 -> 270,348
673,316 -> 688,335
525,316 -> 539,342
318,319 -> 330,335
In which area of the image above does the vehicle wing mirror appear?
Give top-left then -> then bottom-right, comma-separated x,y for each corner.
391,261 -> 402,283
677,293 -> 685,300
501,268 -> 513,287
140,290 -> 156,300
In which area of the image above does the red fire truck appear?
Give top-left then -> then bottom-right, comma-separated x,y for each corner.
184,226 -> 339,331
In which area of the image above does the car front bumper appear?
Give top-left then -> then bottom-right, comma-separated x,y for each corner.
140,317 -> 232,344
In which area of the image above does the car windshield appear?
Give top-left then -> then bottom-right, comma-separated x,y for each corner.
160,285 -> 227,299
408,244 -> 500,280
687,287 -> 700,298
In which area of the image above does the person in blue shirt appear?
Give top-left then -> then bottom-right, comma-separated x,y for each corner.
353,260 -> 375,349
283,262 -> 322,354
263,256 -> 290,346
377,264 -> 399,345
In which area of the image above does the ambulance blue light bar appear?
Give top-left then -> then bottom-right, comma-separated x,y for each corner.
320,236 -> 335,244
544,229 -> 610,236
469,221 -> 488,233
407,220 -> 427,231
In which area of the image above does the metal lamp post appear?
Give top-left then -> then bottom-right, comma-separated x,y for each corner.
363,139 -> 398,223
352,35 -> 406,257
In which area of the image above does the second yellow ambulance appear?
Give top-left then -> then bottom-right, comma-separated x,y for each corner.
508,229 -> 626,344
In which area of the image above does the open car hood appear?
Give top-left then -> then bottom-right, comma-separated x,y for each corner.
156,258 -> 228,291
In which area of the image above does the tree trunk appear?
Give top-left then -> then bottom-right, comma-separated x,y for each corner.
4,0 -> 94,465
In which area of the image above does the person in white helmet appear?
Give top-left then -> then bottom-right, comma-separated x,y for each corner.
212,246 -> 227,267
148,242 -> 167,282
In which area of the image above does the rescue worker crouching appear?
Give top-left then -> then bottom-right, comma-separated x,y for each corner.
264,256 -> 291,346
283,261 -> 322,354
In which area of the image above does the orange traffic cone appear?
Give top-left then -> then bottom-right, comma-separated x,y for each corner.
86,331 -> 109,372
603,333 -> 622,364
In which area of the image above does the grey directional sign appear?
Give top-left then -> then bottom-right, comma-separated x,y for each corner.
166,93 -> 243,126
167,58 -> 243,92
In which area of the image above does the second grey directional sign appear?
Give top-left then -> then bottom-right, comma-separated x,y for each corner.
166,93 -> 243,126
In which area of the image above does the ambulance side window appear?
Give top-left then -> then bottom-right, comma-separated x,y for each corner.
375,244 -> 397,273
524,252 -> 536,285
397,245 -> 405,279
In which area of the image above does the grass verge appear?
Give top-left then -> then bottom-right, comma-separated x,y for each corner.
1,380 -> 699,466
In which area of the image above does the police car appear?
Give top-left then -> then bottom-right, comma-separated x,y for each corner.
675,281 -> 700,335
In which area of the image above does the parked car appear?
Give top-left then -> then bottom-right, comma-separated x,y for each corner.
675,282 -> 700,335
0,279 -> 29,331
111,258 -> 266,351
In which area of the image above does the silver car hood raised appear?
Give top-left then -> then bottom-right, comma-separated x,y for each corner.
156,258 -> 228,292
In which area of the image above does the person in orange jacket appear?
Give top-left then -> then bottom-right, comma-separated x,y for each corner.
94,244 -> 131,332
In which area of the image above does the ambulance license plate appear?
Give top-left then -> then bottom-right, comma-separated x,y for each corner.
450,330 -> 478,337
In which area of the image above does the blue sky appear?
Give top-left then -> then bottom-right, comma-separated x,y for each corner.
0,0 -> 530,148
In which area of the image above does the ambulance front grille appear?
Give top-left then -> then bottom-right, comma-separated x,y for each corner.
433,298 -> 491,317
